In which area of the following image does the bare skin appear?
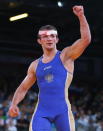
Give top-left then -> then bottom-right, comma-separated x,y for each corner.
8,5 -> 91,118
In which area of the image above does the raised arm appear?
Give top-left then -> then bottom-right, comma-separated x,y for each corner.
8,61 -> 38,117
62,6 -> 91,60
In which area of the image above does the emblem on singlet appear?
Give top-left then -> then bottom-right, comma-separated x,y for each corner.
45,73 -> 54,83
44,66 -> 52,70
44,66 -> 53,83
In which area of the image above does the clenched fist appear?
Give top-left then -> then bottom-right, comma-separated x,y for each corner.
8,105 -> 19,117
73,6 -> 84,17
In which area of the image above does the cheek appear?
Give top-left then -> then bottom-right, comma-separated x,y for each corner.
39,40 -> 45,45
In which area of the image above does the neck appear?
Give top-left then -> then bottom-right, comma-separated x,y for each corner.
43,48 -> 58,57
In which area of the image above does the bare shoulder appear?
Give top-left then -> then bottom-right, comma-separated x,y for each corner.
60,47 -> 74,73
28,59 -> 39,74
60,46 -> 71,62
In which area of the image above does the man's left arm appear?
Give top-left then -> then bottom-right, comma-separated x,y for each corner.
62,6 -> 91,60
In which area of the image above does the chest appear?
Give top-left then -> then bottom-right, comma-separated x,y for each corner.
36,62 -> 67,83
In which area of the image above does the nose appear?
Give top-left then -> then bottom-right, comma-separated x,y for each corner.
47,36 -> 52,40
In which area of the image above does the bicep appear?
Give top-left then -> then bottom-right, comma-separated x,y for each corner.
21,73 -> 36,90
20,62 -> 36,90
63,39 -> 90,60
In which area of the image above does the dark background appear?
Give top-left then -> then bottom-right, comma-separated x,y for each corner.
0,0 -> 103,91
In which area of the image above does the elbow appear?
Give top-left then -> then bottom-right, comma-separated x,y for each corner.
87,35 -> 91,44
83,35 -> 91,46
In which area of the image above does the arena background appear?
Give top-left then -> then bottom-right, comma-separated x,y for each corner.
0,0 -> 103,131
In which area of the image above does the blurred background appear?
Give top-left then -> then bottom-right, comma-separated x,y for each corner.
0,0 -> 103,131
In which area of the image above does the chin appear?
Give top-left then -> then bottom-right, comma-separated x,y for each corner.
46,47 -> 54,50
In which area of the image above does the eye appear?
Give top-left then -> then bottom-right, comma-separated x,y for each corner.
50,34 -> 56,38
42,36 -> 47,39
40,35 -> 47,39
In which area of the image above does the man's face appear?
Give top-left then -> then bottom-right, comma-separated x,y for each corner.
37,30 -> 59,50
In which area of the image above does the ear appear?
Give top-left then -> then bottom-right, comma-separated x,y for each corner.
56,37 -> 59,44
37,39 -> 42,45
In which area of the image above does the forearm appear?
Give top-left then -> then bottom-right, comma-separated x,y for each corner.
11,84 -> 28,106
79,15 -> 91,42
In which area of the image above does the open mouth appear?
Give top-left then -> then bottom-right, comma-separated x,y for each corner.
47,43 -> 53,45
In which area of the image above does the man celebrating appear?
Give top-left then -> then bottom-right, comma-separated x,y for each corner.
8,6 -> 91,131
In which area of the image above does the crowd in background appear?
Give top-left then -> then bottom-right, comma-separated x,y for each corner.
0,76 -> 103,131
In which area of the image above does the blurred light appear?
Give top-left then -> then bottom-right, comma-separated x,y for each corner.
57,1 -> 63,7
9,13 -> 29,21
